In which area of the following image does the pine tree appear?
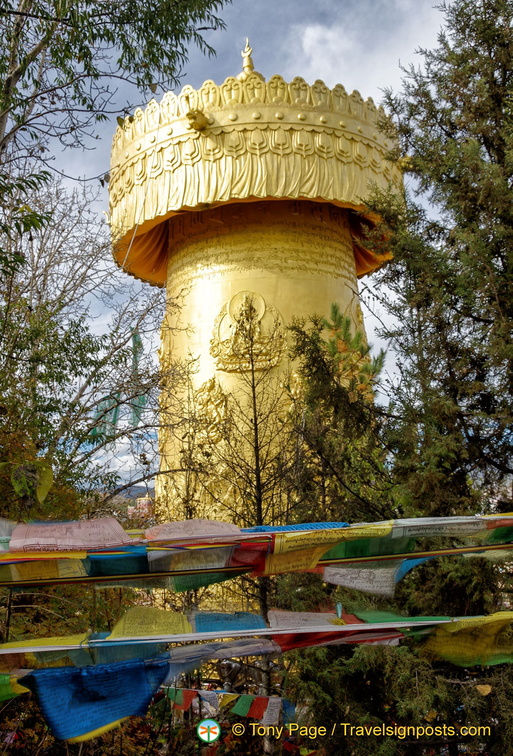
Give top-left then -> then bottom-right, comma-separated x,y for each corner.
369,0 -> 513,515
282,3 -> 513,754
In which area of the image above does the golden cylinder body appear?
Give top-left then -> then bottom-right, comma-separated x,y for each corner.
162,200 -> 364,390
157,199 -> 365,513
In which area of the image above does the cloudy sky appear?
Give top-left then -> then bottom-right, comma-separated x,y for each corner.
185,0 -> 443,97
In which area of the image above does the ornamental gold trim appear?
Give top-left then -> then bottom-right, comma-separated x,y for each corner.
109,58 -> 402,286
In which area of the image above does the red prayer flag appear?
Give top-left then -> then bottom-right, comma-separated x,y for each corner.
247,696 -> 268,719
173,690 -> 197,711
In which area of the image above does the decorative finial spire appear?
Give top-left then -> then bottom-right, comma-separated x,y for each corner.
241,38 -> 254,74
238,37 -> 264,81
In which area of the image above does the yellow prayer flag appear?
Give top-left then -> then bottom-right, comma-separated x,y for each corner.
264,547 -> 328,575
219,693 -> 239,708
107,606 -> 192,639
274,521 -> 393,554
10,677 -> 29,695
0,551 -> 87,562
422,612 -> 513,666
0,633 -> 88,650
444,612 -> 513,633
57,560 -> 88,578
11,561 -> 60,581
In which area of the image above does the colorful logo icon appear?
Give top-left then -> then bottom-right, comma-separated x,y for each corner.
197,718 -> 221,743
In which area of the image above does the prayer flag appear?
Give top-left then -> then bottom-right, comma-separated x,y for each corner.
90,394 -> 121,440
108,607 -> 192,639
0,673 -> 22,702
231,694 -> 255,716
220,693 -> 239,708
23,659 -> 168,741
168,688 -> 197,711
248,696 -> 269,719
193,611 -> 266,634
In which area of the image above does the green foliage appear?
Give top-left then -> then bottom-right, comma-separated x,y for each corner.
0,0 -> 228,278
7,458 -> 53,504
0,170 -> 50,278
0,178 -> 170,520
368,0 -> 513,514
288,304 -> 392,524
291,303 -> 385,408
280,3 -> 513,750
396,556 -> 499,617
0,0 -> 228,152
0,298 -> 158,517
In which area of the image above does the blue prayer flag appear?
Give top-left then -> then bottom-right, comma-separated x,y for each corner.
24,658 -> 168,741
194,611 -> 267,634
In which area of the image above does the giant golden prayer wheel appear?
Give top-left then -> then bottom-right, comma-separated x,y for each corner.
108,43 -> 401,515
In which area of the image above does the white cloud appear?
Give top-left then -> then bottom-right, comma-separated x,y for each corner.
283,0 -> 442,103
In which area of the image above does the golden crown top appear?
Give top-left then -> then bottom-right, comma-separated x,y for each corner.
108,47 -> 401,286
111,63 -> 390,171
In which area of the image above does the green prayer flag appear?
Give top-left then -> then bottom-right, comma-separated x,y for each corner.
486,526 -> 513,544
167,688 -> 183,705
354,609 -> 451,624
130,394 -> 146,428
0,674 -> 19,702
322,535 -> 415,561
231,694 -> 254,716
90,394 -> 121,439
130,330 -> 146,428
132,330 -> 143,367
172,571 -> 243,592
